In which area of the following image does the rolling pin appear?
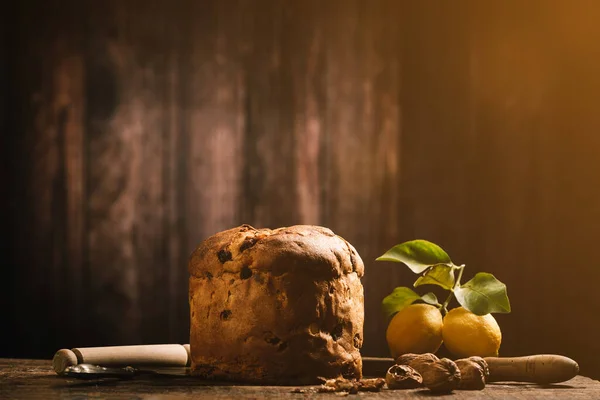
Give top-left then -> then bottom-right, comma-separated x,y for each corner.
361,354 -> 579,384
53,344 -> 191,375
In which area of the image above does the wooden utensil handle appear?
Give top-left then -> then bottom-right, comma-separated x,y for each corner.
484,354 -> 579,384
53,344 -> 191,375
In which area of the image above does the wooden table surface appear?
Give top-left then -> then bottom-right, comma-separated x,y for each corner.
2,358 -> 600,399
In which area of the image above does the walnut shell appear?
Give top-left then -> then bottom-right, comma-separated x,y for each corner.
455,359 -> 486,390
420,358 -> 461,393
357,378 -> 386,392
319,378 -> 385,393
466,356 -> 490,380
385,364 -> 423,389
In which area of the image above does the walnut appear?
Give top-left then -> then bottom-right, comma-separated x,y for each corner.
455,358 -> 487,390
466,356 -> 490,380
385,364 -> 423,389
419,358 -> 461,393
395,353 -> 460,392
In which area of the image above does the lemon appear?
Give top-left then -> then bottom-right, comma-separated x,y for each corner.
386,304 -> 443,358
442,307 -> 501,358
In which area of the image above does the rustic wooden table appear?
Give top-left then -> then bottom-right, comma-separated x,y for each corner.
2,358 -> 600,399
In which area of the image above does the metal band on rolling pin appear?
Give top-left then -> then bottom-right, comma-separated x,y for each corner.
52,344 -> 191,375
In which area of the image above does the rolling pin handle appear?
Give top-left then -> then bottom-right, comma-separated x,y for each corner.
183,344 -> 191,367
484,354 -> 579,384
52,349 -> 79,375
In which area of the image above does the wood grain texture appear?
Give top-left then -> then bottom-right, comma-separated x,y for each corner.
2,359 -> 600,399
4,0 -> 87,357
4,0 -> 600,380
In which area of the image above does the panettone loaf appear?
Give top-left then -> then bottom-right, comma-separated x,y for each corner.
188,224 -> 365,384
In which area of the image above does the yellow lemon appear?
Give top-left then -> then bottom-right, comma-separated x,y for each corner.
386,304 -> 443,358
442,307 -> 501,358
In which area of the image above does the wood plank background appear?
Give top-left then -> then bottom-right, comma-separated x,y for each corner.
3,0 -> 600,378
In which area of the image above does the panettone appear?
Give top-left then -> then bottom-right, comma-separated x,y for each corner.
188,224 -> 365,384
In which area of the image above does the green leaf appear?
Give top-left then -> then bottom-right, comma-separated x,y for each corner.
421,292 -> 439,306
382,287 -> 422,320
455,272 -> 511,315
414,264 -> 456,290
376,240 -> 452,274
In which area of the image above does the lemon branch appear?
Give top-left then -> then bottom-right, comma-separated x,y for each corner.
377,239 -> 511,318
441,265 -> 464,315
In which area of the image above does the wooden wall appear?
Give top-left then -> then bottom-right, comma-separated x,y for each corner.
4,0 -> 600,378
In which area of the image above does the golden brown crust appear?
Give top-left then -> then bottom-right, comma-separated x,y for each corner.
188,224 -> 364,384
188,224 -> 364,279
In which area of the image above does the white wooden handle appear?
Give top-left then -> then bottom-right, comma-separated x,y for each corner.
484,354 -> 579,384
53,344 -> 191,375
